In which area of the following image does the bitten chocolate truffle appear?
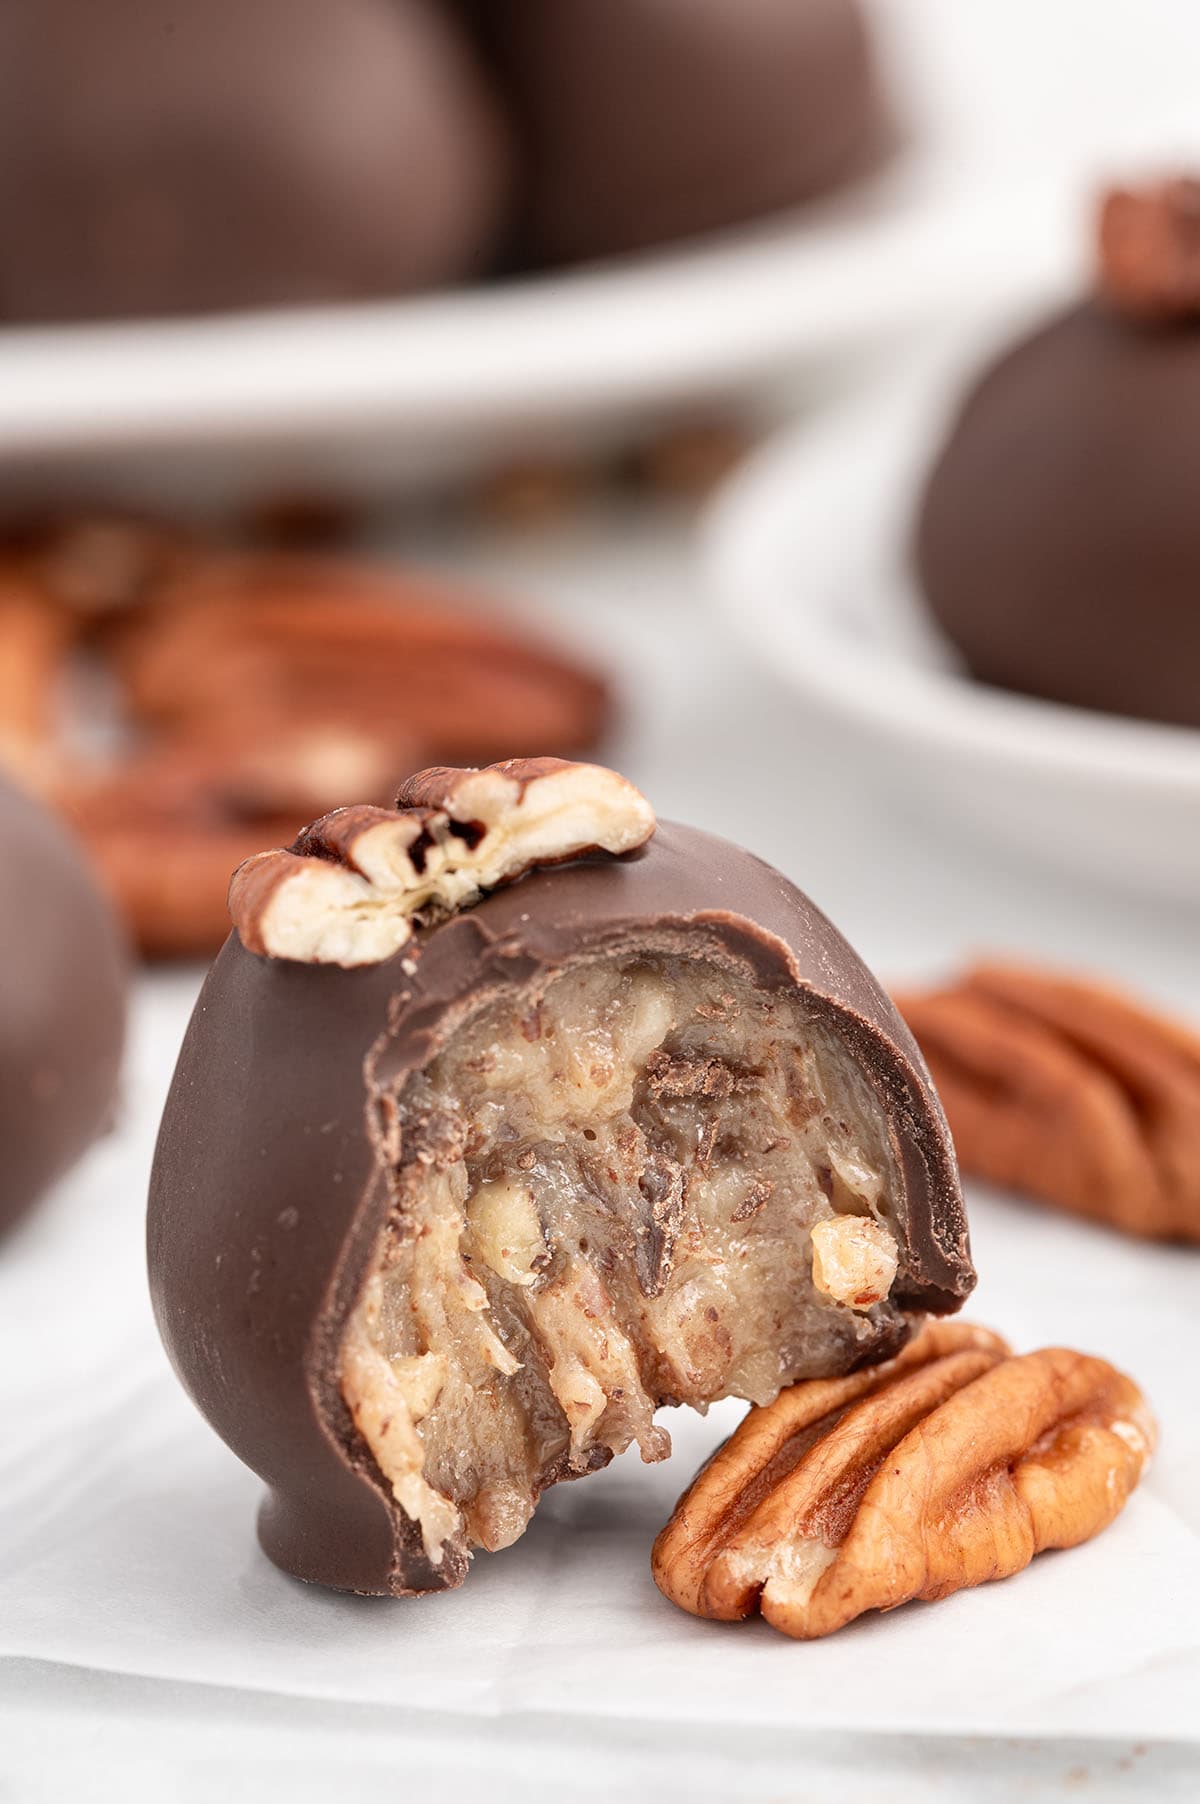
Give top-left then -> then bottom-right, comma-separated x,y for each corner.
148,760 -> 972,1597
915,179 -> 1200,729
0,0 -> 512,322
0,775 -> 127,1237
479,0 -> 889,266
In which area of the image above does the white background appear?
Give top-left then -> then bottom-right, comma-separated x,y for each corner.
6,1 -> 1200,1795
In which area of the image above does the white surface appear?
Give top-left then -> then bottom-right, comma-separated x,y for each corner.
706,334 -> 1200,903
2,513 -> 1199,1797
9,0 -> 1200,506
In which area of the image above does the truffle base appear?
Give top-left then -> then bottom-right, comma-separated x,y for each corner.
340,948 -> 909,1591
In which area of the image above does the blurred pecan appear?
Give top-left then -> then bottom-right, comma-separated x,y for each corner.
1098,176 -> 1200,322
895,963 -> 1200,1241
229,757 -> 655,967
2,509 -> 201,625
115,557 -> 610,765
652,1320 -> 1154,1640
60,724 -> 413,961
630,421 -> 753,502
0,572 -> 74,783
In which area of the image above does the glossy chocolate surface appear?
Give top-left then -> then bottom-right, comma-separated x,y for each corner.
149,823 -> 971,1594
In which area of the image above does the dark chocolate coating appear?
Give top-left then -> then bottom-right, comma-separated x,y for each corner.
0,776 -> 127,1238
148,822 -> 971,1596
0,0 -> 512,323
916,300 -> 1200,728
479,0 -> 889,266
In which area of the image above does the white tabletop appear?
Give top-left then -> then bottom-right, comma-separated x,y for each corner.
3,496 -> 1198,1799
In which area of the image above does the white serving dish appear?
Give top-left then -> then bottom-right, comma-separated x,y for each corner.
704,333 -> 1200,904
3,0 -> 1200,511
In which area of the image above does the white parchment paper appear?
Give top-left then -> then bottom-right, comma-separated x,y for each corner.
2,970 -> 1197,1744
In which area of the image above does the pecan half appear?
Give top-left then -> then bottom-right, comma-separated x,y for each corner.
0,572 -> 73,782
2,509 -> 200,625
116,557 -> 609,764
894,963 -> 1200,1241
229,758 -> 656,967
0,515 -> 611,959
60,726 -> 412,960
1098,176 -> 1200,322
652,1320 -> 1154,1640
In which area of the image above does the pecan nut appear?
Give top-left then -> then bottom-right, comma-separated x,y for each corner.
652,1319 -> 1154,1639
894,963 -> 1200,1241
116,556 -> 610,764
1098,176 -> 1200,322
229,758 -> 656,967
59,726 -> 411,961
0,515 -> 612,959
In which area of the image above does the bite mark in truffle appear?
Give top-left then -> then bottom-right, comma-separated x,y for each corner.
149,774 -> 972,1597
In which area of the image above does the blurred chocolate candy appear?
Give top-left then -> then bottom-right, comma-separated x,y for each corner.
915,179 -> 1200,729
0,775 -> 127,1237
0,0 -> 512,322
479,0 -> 889,265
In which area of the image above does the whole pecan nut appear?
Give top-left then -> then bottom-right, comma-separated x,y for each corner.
116,557 -> 610,764
652,1319 -> 1154,1640
229,757 -> 656,967
894,963 -> 1200,1241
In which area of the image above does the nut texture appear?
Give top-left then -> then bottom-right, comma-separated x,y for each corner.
229,757 -> 656,966
117,556 -> 609,764
894,963 -> 1200,1241
0,573 -> 70,782
810,1215 -> 898,1309
652,1320 -> 1154,1639
0,519 -> 611,958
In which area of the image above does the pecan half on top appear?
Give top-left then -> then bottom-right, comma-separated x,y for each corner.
1098,175 -> 1200,323
652,1319 -> 1154,1640
229,757 -> 656,966
893,963 -> 1200,1242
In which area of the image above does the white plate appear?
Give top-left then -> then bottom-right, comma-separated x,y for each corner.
703,330 -> 1200,904
0,168 -> 1063,515
5,0 -> 1200,508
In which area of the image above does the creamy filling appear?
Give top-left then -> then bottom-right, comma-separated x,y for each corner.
339,952 -> 903,1568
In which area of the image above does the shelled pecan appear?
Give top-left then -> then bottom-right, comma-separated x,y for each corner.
59,726 -> 412,960
0,512 -> 611,958
894,963 -> 1200,1241
652,1320 -> 1154,1640
0,573 -> 73,782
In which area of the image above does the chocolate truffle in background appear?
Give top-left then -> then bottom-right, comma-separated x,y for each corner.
149,759 -> 972,1597
477,0 -> 890,266
0,775 -> 127,1239
0,0 -> 512,323
914,178 -> 1200,730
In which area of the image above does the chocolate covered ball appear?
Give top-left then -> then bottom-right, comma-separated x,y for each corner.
0,0 -> 512,322
0,775 -> 127,1237
916,181 -> 1200,729
480,0 -> 889,266
149,759 -> 972,1596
